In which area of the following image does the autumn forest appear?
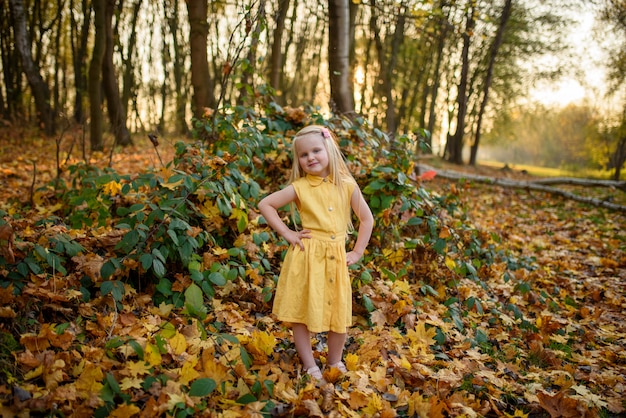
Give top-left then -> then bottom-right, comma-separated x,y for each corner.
0,0 -> 625,417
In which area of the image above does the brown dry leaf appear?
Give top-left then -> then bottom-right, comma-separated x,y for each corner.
537,390 -> 592,418
0,223 -> 15,263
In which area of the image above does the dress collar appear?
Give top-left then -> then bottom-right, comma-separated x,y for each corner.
305,174 -> 333,186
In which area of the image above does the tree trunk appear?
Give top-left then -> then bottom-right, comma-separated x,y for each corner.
89,0 -> 105,151
239,0 -> 265,106
470,0 -> 512,166
121,0 -> 141,124
167,0 -> 188,136
269,0 -> 290,103
70,0 -> 91,124
102,0 -> 131,146
1,1 -> 23,120
427,1 -> 451,151
611,130 -> 626,181
328,0 -> 354,115
9,0 -> 55,136
186,0 -> 215,119
445,4 -> 475,164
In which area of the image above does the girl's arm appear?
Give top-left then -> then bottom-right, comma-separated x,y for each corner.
346,186 -> 374,265
258,185 -> 311,250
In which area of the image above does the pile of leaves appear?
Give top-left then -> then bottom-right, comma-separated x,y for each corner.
0,105 -> 624,417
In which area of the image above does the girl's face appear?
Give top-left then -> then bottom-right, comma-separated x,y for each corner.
295,134 -> 330,177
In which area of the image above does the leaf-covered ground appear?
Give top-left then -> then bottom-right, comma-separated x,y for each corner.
0,132 -> 625,417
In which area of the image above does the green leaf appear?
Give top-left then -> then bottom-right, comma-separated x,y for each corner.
167,229 -> 179,245
240,346 -> 252,369
129,203 -> 145,212
156,277 -> 172,296
128,339 -> 144,360
105,373 -> 121,394
101,280 -> 125,302
433,238 -> 447,254
362,294 -> 375,313
152,259 -> 166,278
236,393 -> 257,405
407,217 -> 423,226
188,378 -> 216,397
208,272 -> 226,286
184,283 -> 207,319
140,253 -> 153,270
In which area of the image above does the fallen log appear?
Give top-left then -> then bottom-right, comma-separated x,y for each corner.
531,177 -> 626,191
417,164 -> 626,212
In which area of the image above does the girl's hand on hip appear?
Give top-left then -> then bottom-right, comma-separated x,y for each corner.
285,229 -> 311,250
346,251 -> 362,266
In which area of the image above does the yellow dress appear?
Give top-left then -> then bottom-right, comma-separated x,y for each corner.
272,174 -> 356,333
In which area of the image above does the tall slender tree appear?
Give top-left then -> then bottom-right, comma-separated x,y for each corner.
9,0 -> 55,135
469,0 -> 512,165
269,0 -> 290,103
328,0 -> 354,115
89,0 -> 105,150
186,0 -> 215,119
166,0 -> 189,135
70,0 -> 91,124
102,0 -> 131,146
445,3 -> 475,164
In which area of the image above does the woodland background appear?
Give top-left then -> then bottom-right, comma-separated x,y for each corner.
0,0 -> 625,417
0,0 -> 625,176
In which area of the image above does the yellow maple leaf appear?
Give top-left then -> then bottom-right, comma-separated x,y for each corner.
43,359 -> 66,390
230,207 -> 249,231
150,302 -> 174,318
169,332 -> 188,356
166,393 -> 189,411
109,403 -> 141,417
369,366 -> 390,391
200,200 -> 221,219
126,361 -> 152,377
75,363 -> 104,397
362,393 -> 383,415
407,322 -> 436,348
145,343 -> 162,367
392,280 -> 411,295
102,181 -> 122,196
213,247 -> 229,256
250,330 -> 276,356
203,357 -> 232,384
120,376 -> 144,390
345,353 -> 359,371
382,247 -> 404,266
180,359 -> 200,386
444,256 -> 457,271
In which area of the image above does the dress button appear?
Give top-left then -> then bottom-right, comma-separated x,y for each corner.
330,235 -> 335,239
328,207 -> 333,211
329,278 -> 333,283
330,255 -> 335,260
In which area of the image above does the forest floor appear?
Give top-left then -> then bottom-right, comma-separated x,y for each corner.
0,131 -> 625,416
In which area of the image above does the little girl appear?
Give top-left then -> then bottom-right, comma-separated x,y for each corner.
258,125 -> 374,384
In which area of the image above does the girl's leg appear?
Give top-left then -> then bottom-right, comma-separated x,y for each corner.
292,323 -> 316,370
327,331 -> 347,366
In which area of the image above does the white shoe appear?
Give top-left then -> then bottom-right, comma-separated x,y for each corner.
306,366 -> 327,385
329,361 -> 347,373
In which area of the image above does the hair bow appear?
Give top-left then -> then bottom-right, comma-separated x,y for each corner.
321,128 -> 330,139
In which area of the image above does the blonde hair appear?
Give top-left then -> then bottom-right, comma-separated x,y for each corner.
288,125 -> 356,230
